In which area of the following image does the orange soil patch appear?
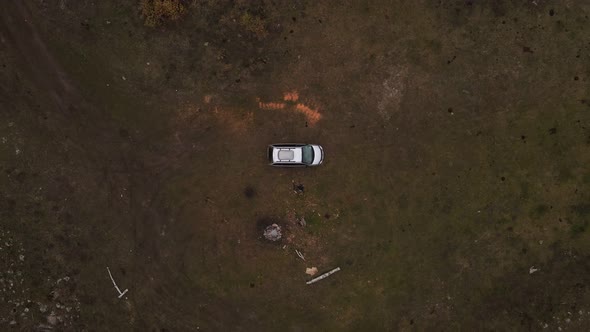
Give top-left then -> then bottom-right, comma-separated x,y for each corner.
258,102 -> 286,110
283,91 -> 299,102
258,92 -> 322,126
295,103 -> 321,125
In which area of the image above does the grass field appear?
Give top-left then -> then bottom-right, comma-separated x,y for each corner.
1,0 -> 590,330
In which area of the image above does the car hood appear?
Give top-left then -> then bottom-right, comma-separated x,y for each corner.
311,145 -> 323,165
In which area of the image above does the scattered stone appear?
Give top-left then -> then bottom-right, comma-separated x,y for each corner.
306,267 -> 318,276
47,312 -> 57,325
263,224 -> 282,241
529,266 -> 540,274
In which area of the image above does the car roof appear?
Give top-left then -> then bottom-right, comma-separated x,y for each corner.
271,146 -> 303,163
270,143 -> 306,147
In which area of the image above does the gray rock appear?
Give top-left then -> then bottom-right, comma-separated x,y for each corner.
47,313 -> 57,325
263,224 -> 282,241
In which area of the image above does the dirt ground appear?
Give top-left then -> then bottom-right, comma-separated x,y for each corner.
1,0 -> 590,330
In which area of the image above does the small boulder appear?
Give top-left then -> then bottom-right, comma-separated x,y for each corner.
263,224 -> 282,241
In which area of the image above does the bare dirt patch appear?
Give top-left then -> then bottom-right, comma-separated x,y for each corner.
377,66 -> 409,121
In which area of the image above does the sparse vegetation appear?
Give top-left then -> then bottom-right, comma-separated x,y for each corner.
239,12 -> 268,38
571,221 -> 587,236
140,0 -> 186,27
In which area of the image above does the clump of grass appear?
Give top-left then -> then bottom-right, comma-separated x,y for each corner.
571,221 -> 587,237
140,0 -> 186,27
530,203 -> 549,218
239,12 -> 268,39
571,204 -> 590,216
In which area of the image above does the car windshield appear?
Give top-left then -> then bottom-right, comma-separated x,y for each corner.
301,145 -> 314,164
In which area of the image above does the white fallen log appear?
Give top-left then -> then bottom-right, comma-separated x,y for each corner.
306,267 -> 341,285
107,267 -> 129,299
295,249 -> 305,261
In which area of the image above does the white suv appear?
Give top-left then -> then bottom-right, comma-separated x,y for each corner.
268,144 -> 324,167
